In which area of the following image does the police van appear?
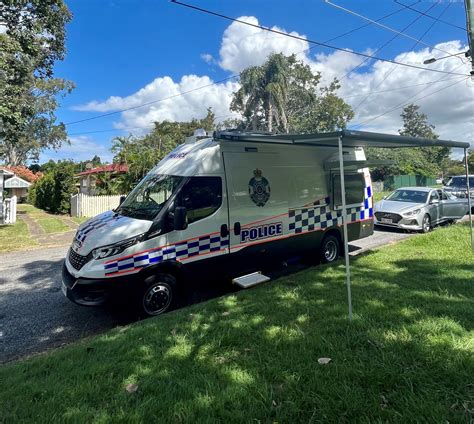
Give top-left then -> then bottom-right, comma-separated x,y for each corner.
62,131 -> 374,316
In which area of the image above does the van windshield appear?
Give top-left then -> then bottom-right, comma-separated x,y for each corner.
117,174 -> 184,221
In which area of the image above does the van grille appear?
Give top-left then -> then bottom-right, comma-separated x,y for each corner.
68,249 -> 90,270
375,212 -> 402,223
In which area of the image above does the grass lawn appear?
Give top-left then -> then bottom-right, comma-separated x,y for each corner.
373,191 -> 391,202
0,225 -> 473,422
72,216 -> 89,225
36,217 -> 70,234
0,220 -> 38,252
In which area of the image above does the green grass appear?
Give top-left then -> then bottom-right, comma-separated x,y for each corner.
1,225 -> 473,422
373,191 -> 391,202
72,216 -> 89,225
0,220 -> 38,252
36,217 -> 70,234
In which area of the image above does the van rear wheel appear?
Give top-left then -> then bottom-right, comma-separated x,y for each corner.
320,234 -> 340,263
138,273 -> 177,317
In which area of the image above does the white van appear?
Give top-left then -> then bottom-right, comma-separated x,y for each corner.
62,131 -> 374,316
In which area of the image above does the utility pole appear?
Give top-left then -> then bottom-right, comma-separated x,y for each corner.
465,0 -> 474,76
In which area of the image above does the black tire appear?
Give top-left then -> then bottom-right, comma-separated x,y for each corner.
137,273 -> 177,317
421,214 -> 431,233
320,234 -> 340,264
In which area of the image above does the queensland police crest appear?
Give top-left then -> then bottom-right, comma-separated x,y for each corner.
249,168 -> 270,207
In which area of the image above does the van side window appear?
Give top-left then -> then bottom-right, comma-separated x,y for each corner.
332,173 -> 365,207
178,177 -> 222,224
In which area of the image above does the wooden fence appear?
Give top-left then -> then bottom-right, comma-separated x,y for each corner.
71,193 -> 124,217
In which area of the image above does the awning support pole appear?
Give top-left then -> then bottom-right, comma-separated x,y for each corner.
338,136 -> 352,321
464,148 -> 473,252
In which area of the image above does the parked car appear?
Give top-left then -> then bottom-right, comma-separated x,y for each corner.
443,175 -> 474,199
374,187 -> 469,233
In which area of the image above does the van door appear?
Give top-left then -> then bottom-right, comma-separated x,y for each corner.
222,150 -> 289,270
165,175 -> 230,270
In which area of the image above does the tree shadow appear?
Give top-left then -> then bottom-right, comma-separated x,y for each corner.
1,252 -> 472,422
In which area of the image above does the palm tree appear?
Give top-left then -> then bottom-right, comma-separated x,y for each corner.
231,53 -> 290,133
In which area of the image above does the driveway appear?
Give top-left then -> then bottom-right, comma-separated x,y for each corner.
0,227 -> 416,364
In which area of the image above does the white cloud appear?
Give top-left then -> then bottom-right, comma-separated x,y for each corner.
71,17 -> 473,150
200,53 -> 216,64
40,136 -> 113,163
218,16 -> 309,73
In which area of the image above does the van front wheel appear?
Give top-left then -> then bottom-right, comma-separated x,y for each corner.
138,273 -> 177,317
320,234 -> 340,263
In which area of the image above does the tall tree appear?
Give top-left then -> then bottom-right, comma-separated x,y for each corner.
0,0 -> 73,165
112,109 -> 216,192
230,53 -> 353,134
367,104 -> 450,180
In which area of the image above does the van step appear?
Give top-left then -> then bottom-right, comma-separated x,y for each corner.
233,272 -> 270,289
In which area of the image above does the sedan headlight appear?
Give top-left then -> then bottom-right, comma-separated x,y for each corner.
403,209 -> 421,217
91,234 -> 145,260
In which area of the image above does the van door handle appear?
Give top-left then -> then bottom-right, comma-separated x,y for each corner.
234,222 -> 241,236
220,224 -> 229,238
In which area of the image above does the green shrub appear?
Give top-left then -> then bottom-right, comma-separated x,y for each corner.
33,163 -> 75,214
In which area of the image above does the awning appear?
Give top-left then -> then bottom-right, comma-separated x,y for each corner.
216,129 -> 470,149
216,129 -> 473,321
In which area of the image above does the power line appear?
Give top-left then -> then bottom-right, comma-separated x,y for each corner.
68,114 -> 238,136
393,0 -> 467,32
63,3 -> 415,130
351,0 -> 456,114
338,1 -> 440,81
353,76 -> 468,127
344,75 -> 465,98
171,0 -> 468,77
325,0 -> 465,61
64,1 -> 466,130
64,75 -> 239,126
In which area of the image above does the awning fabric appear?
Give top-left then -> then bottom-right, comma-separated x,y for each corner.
216,129 -> 470,149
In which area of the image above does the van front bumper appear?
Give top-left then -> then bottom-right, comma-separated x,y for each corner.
61,263 -> 137,306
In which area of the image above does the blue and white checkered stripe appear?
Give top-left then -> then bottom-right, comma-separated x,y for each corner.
104,234 -> 229,275
289,185 -> 373,234
76,214 -> 124,243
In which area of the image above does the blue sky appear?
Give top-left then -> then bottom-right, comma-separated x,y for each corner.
42,0 -> 472,163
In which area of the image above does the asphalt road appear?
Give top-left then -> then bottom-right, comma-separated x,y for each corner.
0,227 -> 414,364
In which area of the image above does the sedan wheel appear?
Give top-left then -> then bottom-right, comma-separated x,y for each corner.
421,214 -> 431,233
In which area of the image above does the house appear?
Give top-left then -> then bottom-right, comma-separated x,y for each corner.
75,163 -> 128,195
0,168 -> 31,202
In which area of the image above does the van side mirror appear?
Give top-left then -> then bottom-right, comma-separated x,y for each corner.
173,206 -> 188,231
119,195 -> 126,205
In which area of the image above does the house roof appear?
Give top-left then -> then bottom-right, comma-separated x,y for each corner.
4,175 -> 31,188
0,168 -> 15,176
76,163 -> 128,177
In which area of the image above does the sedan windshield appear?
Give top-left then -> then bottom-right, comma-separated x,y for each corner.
446,176 -> 474,187
386,190 -> 428,203
117,174 -> 184,221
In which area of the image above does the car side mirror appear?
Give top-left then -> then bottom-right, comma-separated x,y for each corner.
430,198 -> 439,205
119,195 -> 126,205
173,206 -> 188,231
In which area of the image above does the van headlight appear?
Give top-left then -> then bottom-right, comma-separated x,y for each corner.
91,234 -> 145,260
403,209 -> 421,217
